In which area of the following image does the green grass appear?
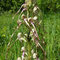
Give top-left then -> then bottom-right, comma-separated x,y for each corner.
0,12 -> 60,60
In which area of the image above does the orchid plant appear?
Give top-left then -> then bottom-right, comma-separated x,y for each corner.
6,0 -> 46,60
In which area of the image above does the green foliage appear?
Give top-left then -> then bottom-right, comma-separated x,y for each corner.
0,0 -> 60,12
37,0 -> 60,12
0,12 -> 60,60
0,0 -> 25,13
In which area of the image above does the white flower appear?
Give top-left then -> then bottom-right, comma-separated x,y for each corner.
31,49 -> 34,54
21,47 -> 25,51
33,16 -> 38,20
28,17 -> 32,22
20,37 -> 26,42
32,29 -> 35,33
21,14 -> 26,19
33,53 -> 37,59
33,6 -> 38,13
17,33 -> 21,39
17,33 -> 26,42
17,57 -> 21,60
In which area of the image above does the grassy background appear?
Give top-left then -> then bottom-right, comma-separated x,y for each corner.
0,12 -> 60,60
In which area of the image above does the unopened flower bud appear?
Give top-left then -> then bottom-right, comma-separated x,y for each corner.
17,57 -> 21,60
33,16 -> 38,20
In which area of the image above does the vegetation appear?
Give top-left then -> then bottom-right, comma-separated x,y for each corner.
0,0 -> 60,60
0,12 -> 60,60
0,0 -> 60,13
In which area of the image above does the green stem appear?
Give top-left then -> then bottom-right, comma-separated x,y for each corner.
27,8 -> 31,60
28,41 -> 31,60
27,9 -> 29,18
